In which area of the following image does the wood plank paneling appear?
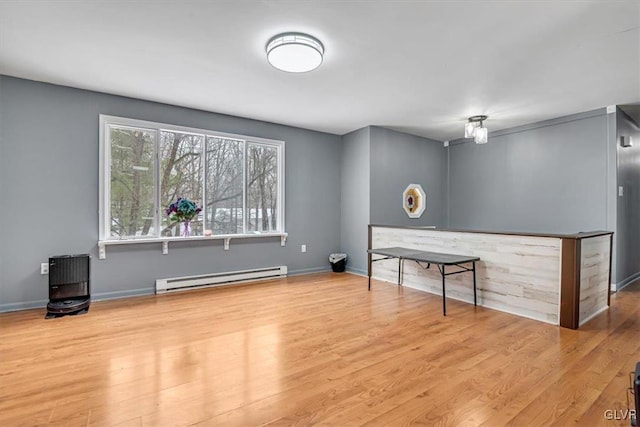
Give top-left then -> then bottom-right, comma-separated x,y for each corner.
371,226 -> 562,324
579,235 -> 611,325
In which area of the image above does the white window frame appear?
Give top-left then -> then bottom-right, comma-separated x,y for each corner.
98,115 -> 286,258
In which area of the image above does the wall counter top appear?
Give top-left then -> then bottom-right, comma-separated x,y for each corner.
369,224 -> 613,240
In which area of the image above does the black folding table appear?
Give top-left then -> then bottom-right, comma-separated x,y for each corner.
367,247 -> 480,316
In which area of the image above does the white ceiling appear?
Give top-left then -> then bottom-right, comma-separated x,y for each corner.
1,1 -> 639,141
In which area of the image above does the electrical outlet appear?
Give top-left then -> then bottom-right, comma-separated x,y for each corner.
301,244 -> 307,253
40,263 -> 49,275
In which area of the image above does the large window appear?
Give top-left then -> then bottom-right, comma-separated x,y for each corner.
99,115 -> 285,241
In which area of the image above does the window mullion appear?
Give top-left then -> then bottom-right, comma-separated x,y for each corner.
243,141 -> 248,234
101,123 -> 111,239
154,129 -> 161,238
278,144 -> 284,232
202,136 -> 207,235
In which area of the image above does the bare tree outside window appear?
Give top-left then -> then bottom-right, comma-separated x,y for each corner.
205,137 -> 243,235
109,128 -> 155,238
247,144 -> 278,232
160,131 -> 203,236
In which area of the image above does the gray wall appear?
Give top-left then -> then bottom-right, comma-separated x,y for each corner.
340,127 -> 370,275
448,110 -> 616,235
0,75 -> 632,309
616,108 -> 640,289
369,126 -> 447,227
0,76 -> 343,310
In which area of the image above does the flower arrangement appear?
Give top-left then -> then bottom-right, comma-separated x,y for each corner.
166,197 -> 201,237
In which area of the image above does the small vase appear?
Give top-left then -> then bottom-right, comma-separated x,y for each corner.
181,221 -> 191,237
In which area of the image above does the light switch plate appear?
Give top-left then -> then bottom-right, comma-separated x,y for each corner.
619,186 -> 624,197
301,244 -> 307,253
40,263 -> 49,275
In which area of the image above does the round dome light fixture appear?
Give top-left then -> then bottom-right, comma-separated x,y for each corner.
266,32 -> 324,73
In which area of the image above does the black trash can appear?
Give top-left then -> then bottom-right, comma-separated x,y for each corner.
329,253 -> 347,272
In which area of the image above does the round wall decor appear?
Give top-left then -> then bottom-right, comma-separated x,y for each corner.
403,184 -> 426,218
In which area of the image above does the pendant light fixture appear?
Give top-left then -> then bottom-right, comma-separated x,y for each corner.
465,115 -> 489,144
464,121 -> 476,138
266,32 -> 324,73
474,125 -> 488,144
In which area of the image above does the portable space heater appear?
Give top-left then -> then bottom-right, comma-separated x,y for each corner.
46,254 -> 91,318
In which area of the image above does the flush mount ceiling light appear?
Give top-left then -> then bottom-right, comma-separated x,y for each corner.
266,32 -> 324,73
465,115 -> 489,144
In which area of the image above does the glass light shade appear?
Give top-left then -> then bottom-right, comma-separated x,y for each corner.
464,121 -> 476,138
474,126 -> 488,144
266,33 -> 324,73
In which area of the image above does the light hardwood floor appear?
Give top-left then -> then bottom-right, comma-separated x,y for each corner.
1,273 -> 638,426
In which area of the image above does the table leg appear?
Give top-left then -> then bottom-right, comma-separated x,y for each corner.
368,251 -> 372,291
442,265 -> 446,316
472,261 -> 477,306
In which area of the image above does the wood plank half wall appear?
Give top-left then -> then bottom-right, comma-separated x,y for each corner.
369,225 -> 613,329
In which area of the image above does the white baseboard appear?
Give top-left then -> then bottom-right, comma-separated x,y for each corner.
0,288 -> 158,313
93,287 -> 155,301
345,266 -> 367,277
615,271 -> 640,292
288,266 -> 332,276
0,299 -> 48,313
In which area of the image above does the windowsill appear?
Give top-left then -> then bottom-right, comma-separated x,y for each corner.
97,232 -> 288,259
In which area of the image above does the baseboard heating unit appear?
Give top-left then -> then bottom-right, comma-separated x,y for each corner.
155,266 -> 287,294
